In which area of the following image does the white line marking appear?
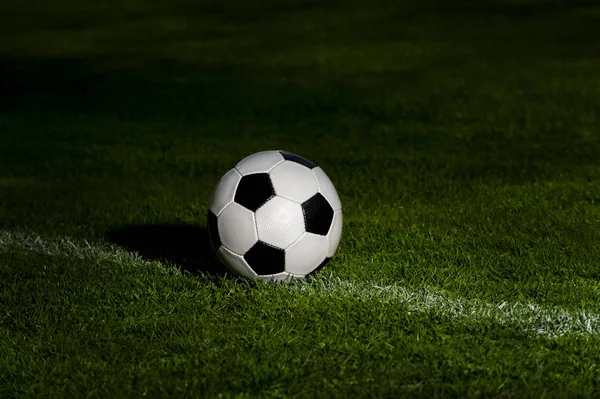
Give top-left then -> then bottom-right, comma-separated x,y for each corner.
0,230 -> 161,267
291,277 -> 600,337
1,230 -> 599,338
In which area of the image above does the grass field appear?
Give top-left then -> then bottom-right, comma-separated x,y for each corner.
2,0 -> 600,397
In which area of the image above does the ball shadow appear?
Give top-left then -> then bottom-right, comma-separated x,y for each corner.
106,224 -> 230,277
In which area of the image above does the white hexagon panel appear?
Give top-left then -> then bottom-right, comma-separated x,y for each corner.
217,202 -> 258,255
312,167 -> 342,211
255,196 -> 305,249
327,209 -> 343,257
235,150 -> 284,175
217,246 -> 258,280
209,168 -> 242,216
285,232 -> 328,275
255,272 -> 299,283
269,160 -> 319,203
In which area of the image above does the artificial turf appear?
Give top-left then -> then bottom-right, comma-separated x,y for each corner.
1,0 -> 600,397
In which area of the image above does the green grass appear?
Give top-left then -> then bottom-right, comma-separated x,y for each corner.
2,0 -> 600,397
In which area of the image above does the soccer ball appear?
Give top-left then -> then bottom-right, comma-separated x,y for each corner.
207,150 -> 342,281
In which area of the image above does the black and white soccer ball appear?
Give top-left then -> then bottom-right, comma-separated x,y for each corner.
207,150 -> 342,282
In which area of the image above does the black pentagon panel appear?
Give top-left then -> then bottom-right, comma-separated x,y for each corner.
207,210 -> 221,250
308,257 -> 331,277
302,193 -> 334,236
234,173 -> 275,211
279,150 -> 317,169
244,241 -> 286,275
